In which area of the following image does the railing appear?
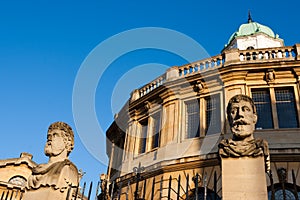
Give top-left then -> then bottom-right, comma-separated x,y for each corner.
178,54 -> 225,77
66,181 -> 99,200
0,183 -> 24,200
105,172 -> 221,200
267,169 -> 299,200
0,189 -> 23,200
98,169 -> 300,200
138,74 -> 166,98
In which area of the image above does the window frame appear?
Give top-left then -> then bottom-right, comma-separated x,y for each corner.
183,92 -> 222,140
137,118 -> 148,154
148,111 -> 162,151
249,85 -> 300,129
184,98 -> 200,139
135,109 -> 162,156
204,94 -> 221,136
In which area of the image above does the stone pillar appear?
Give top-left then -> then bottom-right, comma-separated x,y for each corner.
219,94 -> 269,200
223,48 -> 240,66
166,66 -> 179,81
221,156 -> 268,200
23,188 -> 70,200
130,89 -> 140,102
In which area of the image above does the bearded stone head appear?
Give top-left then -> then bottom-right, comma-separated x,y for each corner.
44,122 -> 74,157
227,95 -> 257,141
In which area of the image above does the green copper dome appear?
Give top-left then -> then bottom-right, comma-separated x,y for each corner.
227,20 -> 277,45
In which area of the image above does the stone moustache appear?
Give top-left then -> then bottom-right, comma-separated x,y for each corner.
218,94 -> 270,172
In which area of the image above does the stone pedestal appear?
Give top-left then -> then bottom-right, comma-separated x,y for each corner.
221,156 -> 268,200
23,187 -> 69,200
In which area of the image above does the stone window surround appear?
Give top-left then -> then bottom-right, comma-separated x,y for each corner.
182,92 -> 222,140
135,107 -> 162,156
249,84 -> 300,130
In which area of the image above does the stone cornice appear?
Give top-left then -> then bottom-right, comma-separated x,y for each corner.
0,156 -> 37,169
0,181 -> 25,190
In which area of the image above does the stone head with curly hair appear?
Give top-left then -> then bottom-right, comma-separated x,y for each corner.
44,121 -> 74,157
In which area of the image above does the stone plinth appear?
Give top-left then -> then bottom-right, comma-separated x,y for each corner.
221,156 -> 268,200
23,187 -> 69,200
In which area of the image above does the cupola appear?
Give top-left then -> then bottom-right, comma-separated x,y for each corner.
223,12 -> 284,52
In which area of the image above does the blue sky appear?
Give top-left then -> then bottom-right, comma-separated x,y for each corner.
0,0 -> 299,197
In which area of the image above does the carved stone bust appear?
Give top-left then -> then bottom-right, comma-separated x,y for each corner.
24,122 -> 79,199
218,94 -> 270,172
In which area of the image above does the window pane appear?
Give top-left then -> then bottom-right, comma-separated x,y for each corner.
275,87 -> 299,128
138,121 -> 147,154
186,100 -> 200,138
151,113 -> 161,149
205,94 -> 221,135
252,89 -> 273,129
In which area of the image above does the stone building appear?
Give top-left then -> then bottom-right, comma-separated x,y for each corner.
0,153 -> 36,199
0,122 -> 86,200
105,17 -> 300,199
0,153 -> 88,200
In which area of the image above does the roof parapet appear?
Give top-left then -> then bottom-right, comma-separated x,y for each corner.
130,44 -> 299,102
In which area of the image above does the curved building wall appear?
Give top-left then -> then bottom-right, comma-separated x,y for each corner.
106,44 -> 300,199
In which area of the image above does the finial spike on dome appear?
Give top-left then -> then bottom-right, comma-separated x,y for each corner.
248,10 -> 253,23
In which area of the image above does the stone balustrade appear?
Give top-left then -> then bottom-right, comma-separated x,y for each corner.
239,46 -> 296,62
131,44 -> 299,101
139,74 -> 166,98
178,54 -> 225,77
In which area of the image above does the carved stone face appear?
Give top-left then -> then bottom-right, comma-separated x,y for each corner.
44,129 -> 67,157
229,100 -> 257,140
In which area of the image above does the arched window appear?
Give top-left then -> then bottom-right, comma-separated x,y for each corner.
8,175 -> 27,186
